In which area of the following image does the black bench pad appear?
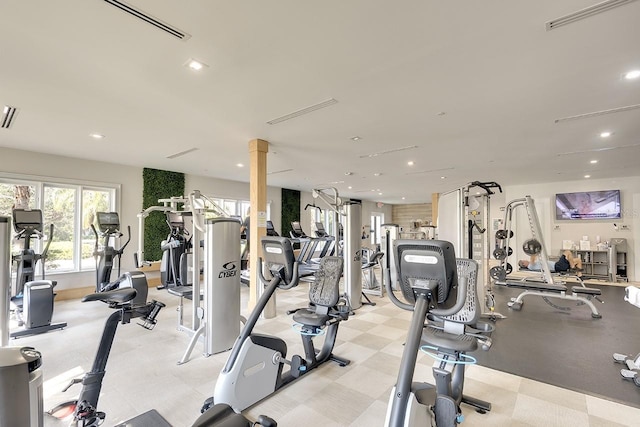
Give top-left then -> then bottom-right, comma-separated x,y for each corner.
497,281 -> 567,292
571,286 -> 601,295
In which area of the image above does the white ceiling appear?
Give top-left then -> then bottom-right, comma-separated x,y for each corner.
1,0 -> 639,204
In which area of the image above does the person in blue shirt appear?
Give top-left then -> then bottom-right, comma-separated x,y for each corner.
518,251 -> 582,274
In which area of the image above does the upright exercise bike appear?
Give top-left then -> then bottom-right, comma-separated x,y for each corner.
10,208 -> 66,338
48,287 -> 275,427
91,211 -> 147,306
384,239 -> 493,427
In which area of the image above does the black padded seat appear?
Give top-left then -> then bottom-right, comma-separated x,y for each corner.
422,326 -> 478,353
572,286 -> 601,295
293,310 -> 331,328
191,404 -> 253,427
82,288 -> 136,304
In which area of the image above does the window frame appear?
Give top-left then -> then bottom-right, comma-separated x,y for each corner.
0,172 -> 120,275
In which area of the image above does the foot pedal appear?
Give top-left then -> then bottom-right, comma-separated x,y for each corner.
290,355 -> 306,378
621,369 -> 637,380
434,395 -> 459,427
201,397 -> 214,413
613,353 -> 628,363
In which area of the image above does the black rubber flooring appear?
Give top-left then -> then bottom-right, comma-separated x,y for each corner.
473,284 -> 640,409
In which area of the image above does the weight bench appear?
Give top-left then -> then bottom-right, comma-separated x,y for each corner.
495,278 -> 602,318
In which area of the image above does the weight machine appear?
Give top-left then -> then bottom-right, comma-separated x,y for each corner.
491,196 -> 603,318
437,181 -> 505,319
137,191 -> 243,363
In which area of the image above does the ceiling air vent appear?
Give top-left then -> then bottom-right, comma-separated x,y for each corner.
1,106 -> 18,129
267,99 -> 338,125
359,145 -> 418,159
166,147 -> 198,159
267,169 -> 294,175
546,0 -> 637,30
554,103 -> 640,123
103,0 -> 191,40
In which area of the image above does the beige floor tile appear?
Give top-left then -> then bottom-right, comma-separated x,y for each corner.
585,395 -> 640,427
367,324 -> 407,340
304,384 -> 376,425
466,364 -> 522,392
335,364 -> 397,399
519,377 -> 588,413
350,333 -> 393,351
361,351 -> 402,377
512,394 -> 591,427
349,400 -> 389,426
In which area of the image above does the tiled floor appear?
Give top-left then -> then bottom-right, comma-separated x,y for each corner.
12,280 -> 640,427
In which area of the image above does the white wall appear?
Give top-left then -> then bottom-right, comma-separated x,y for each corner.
0,147 -> 282,290
503,176 -> 640,280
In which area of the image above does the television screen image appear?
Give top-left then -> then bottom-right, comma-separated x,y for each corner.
555,190 -> 621,220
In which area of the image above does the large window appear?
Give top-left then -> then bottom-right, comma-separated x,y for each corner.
370,212 -> 385,246
212,198 -> 269,221
0,176 -> 117,274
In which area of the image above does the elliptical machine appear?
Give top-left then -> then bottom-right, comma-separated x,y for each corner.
48,287 -> 275,427
159,211 -> 192,289
384,239 -> 493,427
10,208 -> 66,338
91,211 -> 130,291
91,212 -> 147,306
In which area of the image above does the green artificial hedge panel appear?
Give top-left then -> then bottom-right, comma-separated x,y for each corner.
142,168 -> 185,261
281,188 -> 300,239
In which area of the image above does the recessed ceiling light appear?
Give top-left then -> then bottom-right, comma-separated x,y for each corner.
584,175 -> 591,178
407,161 -> 414,166
89,133 -> 105,139
590,160 -> 598,164
185,58 -> 208,71
351,136 -> 362,141
373,172 -> 381,177
402,197 -> 406,200
344,172 -> 353,176
236,163 -> 244,167
378,192 -> 383,195
348,186 -> 352,189
624,70 -> 640,80
440,176 -> 446,179
600,131 -> 612,138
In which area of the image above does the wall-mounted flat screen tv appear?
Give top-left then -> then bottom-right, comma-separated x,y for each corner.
555,190 -> 621,220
